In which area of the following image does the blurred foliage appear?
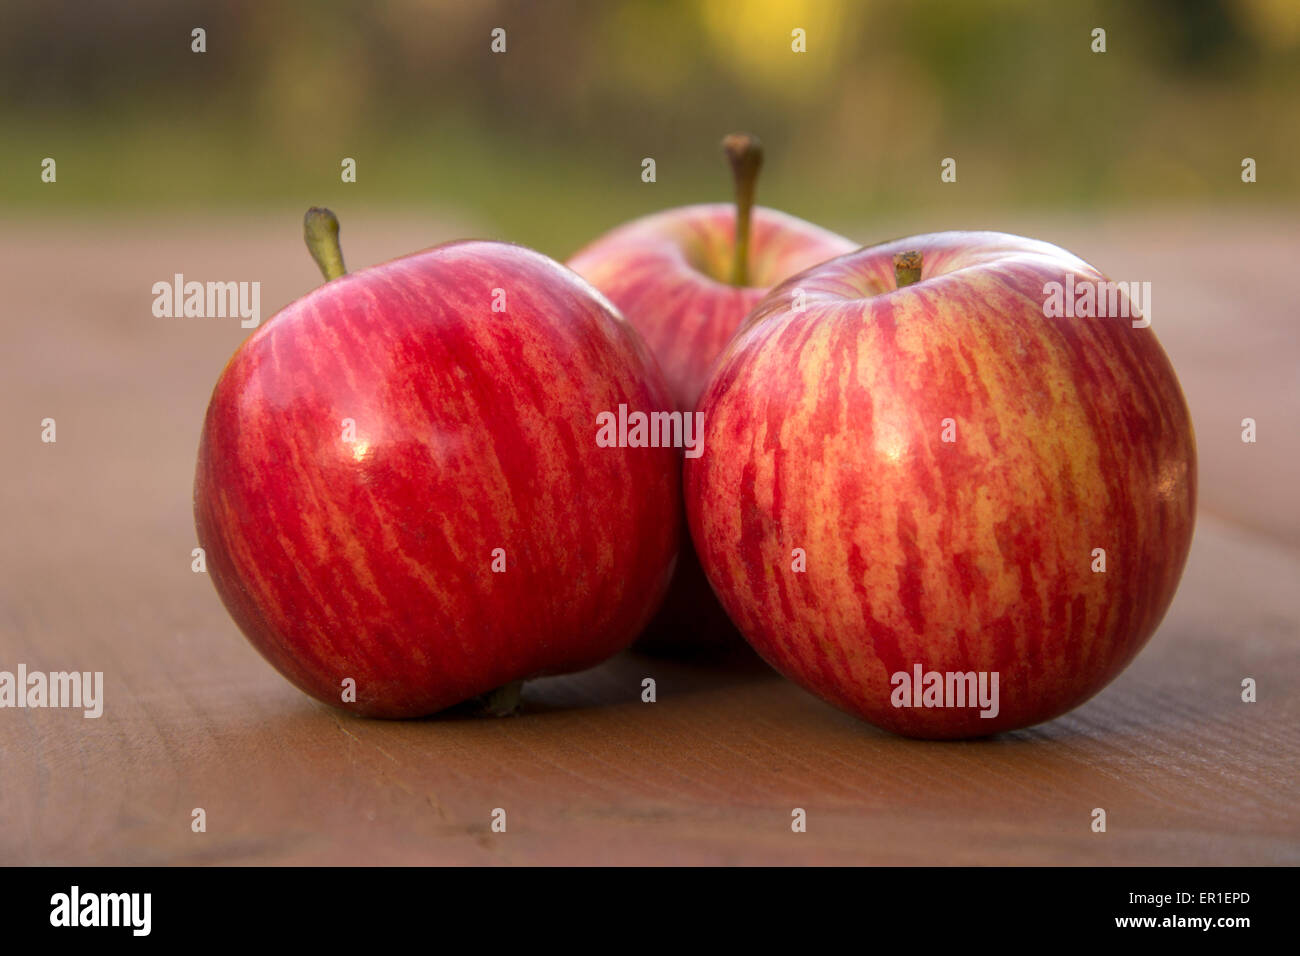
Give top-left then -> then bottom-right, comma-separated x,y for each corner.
0,0 -> 1296,254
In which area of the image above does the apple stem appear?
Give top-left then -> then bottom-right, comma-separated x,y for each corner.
304,207 -> 347,281
722,133 -> 763,287
478,680 -> 524,717
893,251 -> 922,288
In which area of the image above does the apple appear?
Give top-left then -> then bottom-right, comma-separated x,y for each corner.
194,208 -> 680,717
568,134 -> 857,650
685,231 -> 1196,738
569,134 -> 857,412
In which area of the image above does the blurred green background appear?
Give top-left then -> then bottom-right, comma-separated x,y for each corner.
2,0 -> 1296,256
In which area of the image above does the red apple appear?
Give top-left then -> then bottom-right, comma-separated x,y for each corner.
568,135 -> 857,650
685,231 -> 1196,737
194,209 -> 680,717
569,134 -> 857,412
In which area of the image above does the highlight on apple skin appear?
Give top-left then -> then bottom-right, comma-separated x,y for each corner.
194,211 -> 681,717
685,231 -> 1197,738
568,134 -> 858,652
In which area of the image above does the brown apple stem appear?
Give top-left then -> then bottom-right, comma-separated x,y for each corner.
893,251 -> 922,288
722,133 -> 763,287
304,207 -> 347,281
478,680 -> 524,717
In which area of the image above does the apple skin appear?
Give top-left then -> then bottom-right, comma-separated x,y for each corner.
194,241 -> 680,717
570,204 -> 856,651
685,231 -> 1196,738
569,204 -> 857,412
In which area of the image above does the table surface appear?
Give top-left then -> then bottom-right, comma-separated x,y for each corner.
2,208 -> 1297,865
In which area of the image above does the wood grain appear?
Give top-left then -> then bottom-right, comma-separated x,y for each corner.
1,209 -> 1296,865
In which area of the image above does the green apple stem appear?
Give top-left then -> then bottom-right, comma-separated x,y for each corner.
304,207 -> 347,281
478,680 -> 524,717
722,133 -> 763,287
893,251 -> 922,288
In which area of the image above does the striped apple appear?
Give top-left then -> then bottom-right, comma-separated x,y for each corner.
569,135 -> 856,414
195,210 -> 680,717
685,231 -> 1196,738
568,205 -> 857,413
569,134 -> 857,651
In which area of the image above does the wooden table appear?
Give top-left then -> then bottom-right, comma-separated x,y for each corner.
2,209 -> 1297,865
